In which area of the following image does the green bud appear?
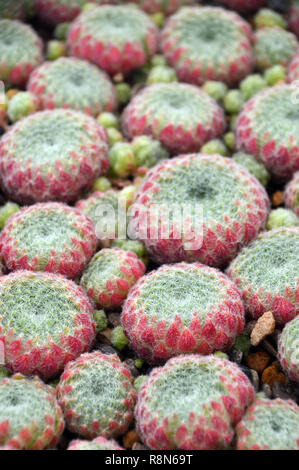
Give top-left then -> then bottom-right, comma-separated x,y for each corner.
0,202 -> 20,229
93,310 -> 107,333
223,90 -> 245,114
111,326 -> 129,351
240,74 -> 267,101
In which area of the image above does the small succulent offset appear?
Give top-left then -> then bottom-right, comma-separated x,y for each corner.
67,5 -> 159,75
0,374 -> 64,450
122,83 -> 226,155
67,436 -> 124,450
121,263 -> 245,363
0,202 -> 97,279
227,227 -> 299,325
28,57 -> 117,117
236,84 -> 299,181
0,19 -> 43,87
0,109 -> 109,204
130,153 -> 269,267
266,208 -> 299,230
7,91 -> 39,123
80,248 -> 146,309
135,355 -> 254,450
0,271 -> 96,380
278,315 -> 299,382
235,398 -> 299,450
161,7 -> 254,86
253,27 -> 298,71
57,352 -> 137,439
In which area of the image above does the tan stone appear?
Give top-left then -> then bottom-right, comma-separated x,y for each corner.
250,311 -> 275,346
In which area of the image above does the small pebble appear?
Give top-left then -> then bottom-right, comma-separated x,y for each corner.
250,311 -> 275,346
245,351 -> 271,373
97,344 -> 116,355
123,430 -> 139,449
272,381 -> 292,400
262,383 -> 272,399
261,360 -> 286,387
108,312 -> 121,327
271,190 -> 284,207
132,442 -> 147,451
230,349 -> 243,363
250,369 -> 260,392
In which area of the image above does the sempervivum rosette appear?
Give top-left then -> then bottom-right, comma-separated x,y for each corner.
161,7 -> 254,86
67,5 -> 159,75
129,153 -> 269,267
135,355 -> 254,450
28,58 -> 117,117
236,84 -> 299,181
0,203 -> 96,279
0,271 -> 95,379
122,83 -> 226,155
0,19 -> 43,87
0,109 -> 109,204
0,374 -> 64,450
121,263 -> 245,364
227,227 -> 299,325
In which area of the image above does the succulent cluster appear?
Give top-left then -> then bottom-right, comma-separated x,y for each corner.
0,373 -> 64,450
278,315 -> 299,382
0,19 -> 43,87
0,109 -> 109,204
0,271 -> 95,379
130,153 -> 269,267
0,0 -> 299,453
236,84 -> 299,181
135,355 -> 254,450
235,398 -> 299,450
0,202 -> 96,279
227,227 -> 299,325
122,263 -> 245,363
122,83 -> 226,155
161,7 -> 254,86
284,172 -> 299,217
80,248 -> 146,309
57,352 -> 137,439
67,5 -> 159,75
67,436 -> 124,450
253,27 -> 298,71
28,57 -> 117,116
